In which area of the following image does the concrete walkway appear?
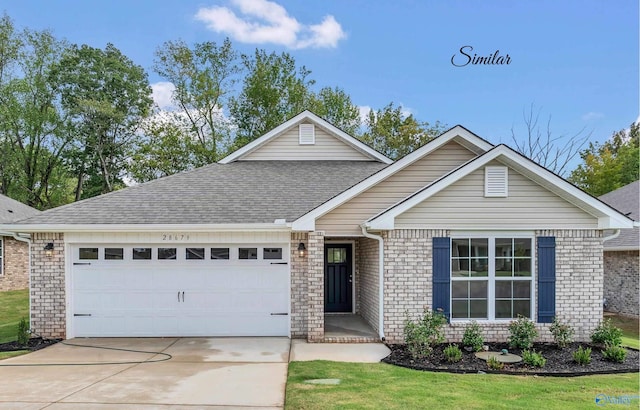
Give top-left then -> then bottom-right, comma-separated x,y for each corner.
0,337 -> 389,409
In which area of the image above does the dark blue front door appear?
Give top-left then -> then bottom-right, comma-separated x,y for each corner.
325,244 -> 352,312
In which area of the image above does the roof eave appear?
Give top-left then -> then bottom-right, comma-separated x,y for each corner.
0,223 -> 292,233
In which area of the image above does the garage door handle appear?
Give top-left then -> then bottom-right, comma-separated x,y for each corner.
270,312 -> 288,316
74,313 -> 92,317
182,291 -> 185,302
73,262 -> 91,266
270,262 -> 288,265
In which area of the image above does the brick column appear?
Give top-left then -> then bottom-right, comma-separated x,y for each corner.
31,233 -> 66,339
290,232 -> 309,338
307,231 -> 325,342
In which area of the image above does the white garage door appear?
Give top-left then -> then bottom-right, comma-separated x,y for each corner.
71,244 -> 289,337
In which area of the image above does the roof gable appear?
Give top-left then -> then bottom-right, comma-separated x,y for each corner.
366,145 -> 634,230
598,181 -> 639,250
219,111 -> 392,164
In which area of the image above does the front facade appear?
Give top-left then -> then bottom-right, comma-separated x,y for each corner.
3,111 -> 633,343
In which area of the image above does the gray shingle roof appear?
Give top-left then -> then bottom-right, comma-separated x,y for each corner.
13,161 -> 388,225
599,181 -> 639,250
0,194 -> 40,224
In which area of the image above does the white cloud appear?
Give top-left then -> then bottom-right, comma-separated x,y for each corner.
195,0 -> 346,49
358,105 -> 372,124
151,82 -> 176,110
581,111 -> 604,121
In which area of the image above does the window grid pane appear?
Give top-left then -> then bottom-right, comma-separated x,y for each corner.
211,248 -> 230,260
105,248 -> 123,260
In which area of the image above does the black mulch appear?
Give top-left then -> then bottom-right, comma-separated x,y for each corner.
383,342 -> 640,377
0,337 -> 61,352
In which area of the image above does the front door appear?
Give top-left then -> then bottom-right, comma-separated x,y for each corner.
324,244 -> 353,312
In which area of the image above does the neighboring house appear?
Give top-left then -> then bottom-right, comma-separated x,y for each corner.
599,181 -> 639,317
0,194 -> 40,291
0,111 -> 633,343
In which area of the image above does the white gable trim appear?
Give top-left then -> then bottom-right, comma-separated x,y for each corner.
291,125 -> 494,231
219,110 -> 392,164
365,145 -> 634,230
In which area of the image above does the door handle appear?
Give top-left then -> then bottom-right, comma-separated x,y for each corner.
178,291 -> 180,302
182,291 -> 185,302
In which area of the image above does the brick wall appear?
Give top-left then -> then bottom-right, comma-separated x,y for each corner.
290,232 -> 308,338
307,231 -> 325,341
357,237 -> 379,334
30,233 -> 66,339
0,236 -> 29,291
603,250 -> 639,317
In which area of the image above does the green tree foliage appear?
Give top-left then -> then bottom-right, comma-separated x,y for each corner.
360,103 -> 446,160
308,86 -> 361,136
569,123 -> 639,196
53,43 -> 152,199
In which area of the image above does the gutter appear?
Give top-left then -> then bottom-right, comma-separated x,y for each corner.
602,229 -> 621,243
361,224 -> 385,341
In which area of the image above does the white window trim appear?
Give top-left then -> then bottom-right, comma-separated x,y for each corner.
450,233 -> 535,322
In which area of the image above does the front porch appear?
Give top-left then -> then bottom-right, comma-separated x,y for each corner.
324,314 -> 378,343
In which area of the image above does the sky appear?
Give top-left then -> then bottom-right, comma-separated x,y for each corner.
3,0 -> 639,156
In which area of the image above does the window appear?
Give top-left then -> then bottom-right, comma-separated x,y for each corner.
158,248 -> 177,260
0,238 -> 3,275
133,248 -> 152,260
239,248 -> 257,260
451,236 -> 533,320
263,248 -> 282,260
211,248 -> 229,260
327,247 -> 347,263
79,248 -> 99,260
186,248 -> 205,260
105,248 -> 123,260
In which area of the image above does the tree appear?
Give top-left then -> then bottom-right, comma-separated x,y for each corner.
230,49 -> 315,145
53,43 -> 152,199
153,38 -> 240,163
359,103 -> 446,160
569,123 -> 639,196
308,86 -> 361,136
510,104 -> 591,177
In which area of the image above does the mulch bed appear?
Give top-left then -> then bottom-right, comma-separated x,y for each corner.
0,337 -> 61,352
383,342 -> 640,376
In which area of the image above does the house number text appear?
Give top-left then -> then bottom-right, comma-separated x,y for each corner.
161,233 -> 191,241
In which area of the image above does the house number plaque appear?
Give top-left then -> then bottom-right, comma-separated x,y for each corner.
160,233 -> 191,241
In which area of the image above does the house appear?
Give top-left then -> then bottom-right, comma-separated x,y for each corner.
599,181 -> 639,317
0,194 -> 40,291
0,111 -> 633,343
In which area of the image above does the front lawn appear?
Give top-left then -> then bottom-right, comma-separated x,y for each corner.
0,289 -> 29,344
286,361 -> 640,410
607,314 -> 639,349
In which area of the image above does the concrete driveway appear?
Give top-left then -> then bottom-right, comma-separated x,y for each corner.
0,337 -> 290,409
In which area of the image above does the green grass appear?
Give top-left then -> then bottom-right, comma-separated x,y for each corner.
0,289 -> 29,344
0,350 -> 29,360
286,361 -> 640,410
606,314 -> 639,349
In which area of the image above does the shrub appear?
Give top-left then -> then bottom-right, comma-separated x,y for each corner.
573,346 -> 592,365
444,344 -> 462,363
591,319 -> 623,346
602,343 -> 627,363
403,308 -> 447,359
549,317 -> 574,348
487,356 -> 504,370
522,349 -> 547,368
16,317 -> 29,346
508,315 -> 538,349
462,321 -> 484,352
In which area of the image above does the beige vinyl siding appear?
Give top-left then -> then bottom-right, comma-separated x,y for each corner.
395,162 -> 598,229
242,122 -> 373,161
317,141 -> 477,236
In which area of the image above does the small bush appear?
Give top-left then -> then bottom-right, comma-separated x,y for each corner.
403,308 -> 447,359
16,317 -> 29,346
444,344 -> 462,363
602,343 -> 627,363
522,349 -> 547,368
487,356 -> 504,370
549,317 -> 574,348
508,315 -> 538,349
462,321 -> 484,352
591,319 -> 623,346
573,346 -> 592,366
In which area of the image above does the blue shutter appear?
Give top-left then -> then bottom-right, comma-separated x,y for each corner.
537,236 -> 556,323
432,237 -> 451,322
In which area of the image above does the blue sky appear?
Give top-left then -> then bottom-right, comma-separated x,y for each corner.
4,0 -> 639,153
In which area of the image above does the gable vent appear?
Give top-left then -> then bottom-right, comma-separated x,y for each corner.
485,166 -> 508,197
299,123 -> 315,145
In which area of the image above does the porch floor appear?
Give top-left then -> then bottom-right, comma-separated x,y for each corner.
324,314 -> 379,343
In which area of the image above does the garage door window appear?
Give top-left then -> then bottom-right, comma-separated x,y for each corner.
239,248 -> 257,260
158,248 -> 177,260
263,248 -> 283,260
105,248 -> 123,260
133,248 -> 152,260
79,248 -> 99,260
211,248 -> 229,260
186,248 -> 205,260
